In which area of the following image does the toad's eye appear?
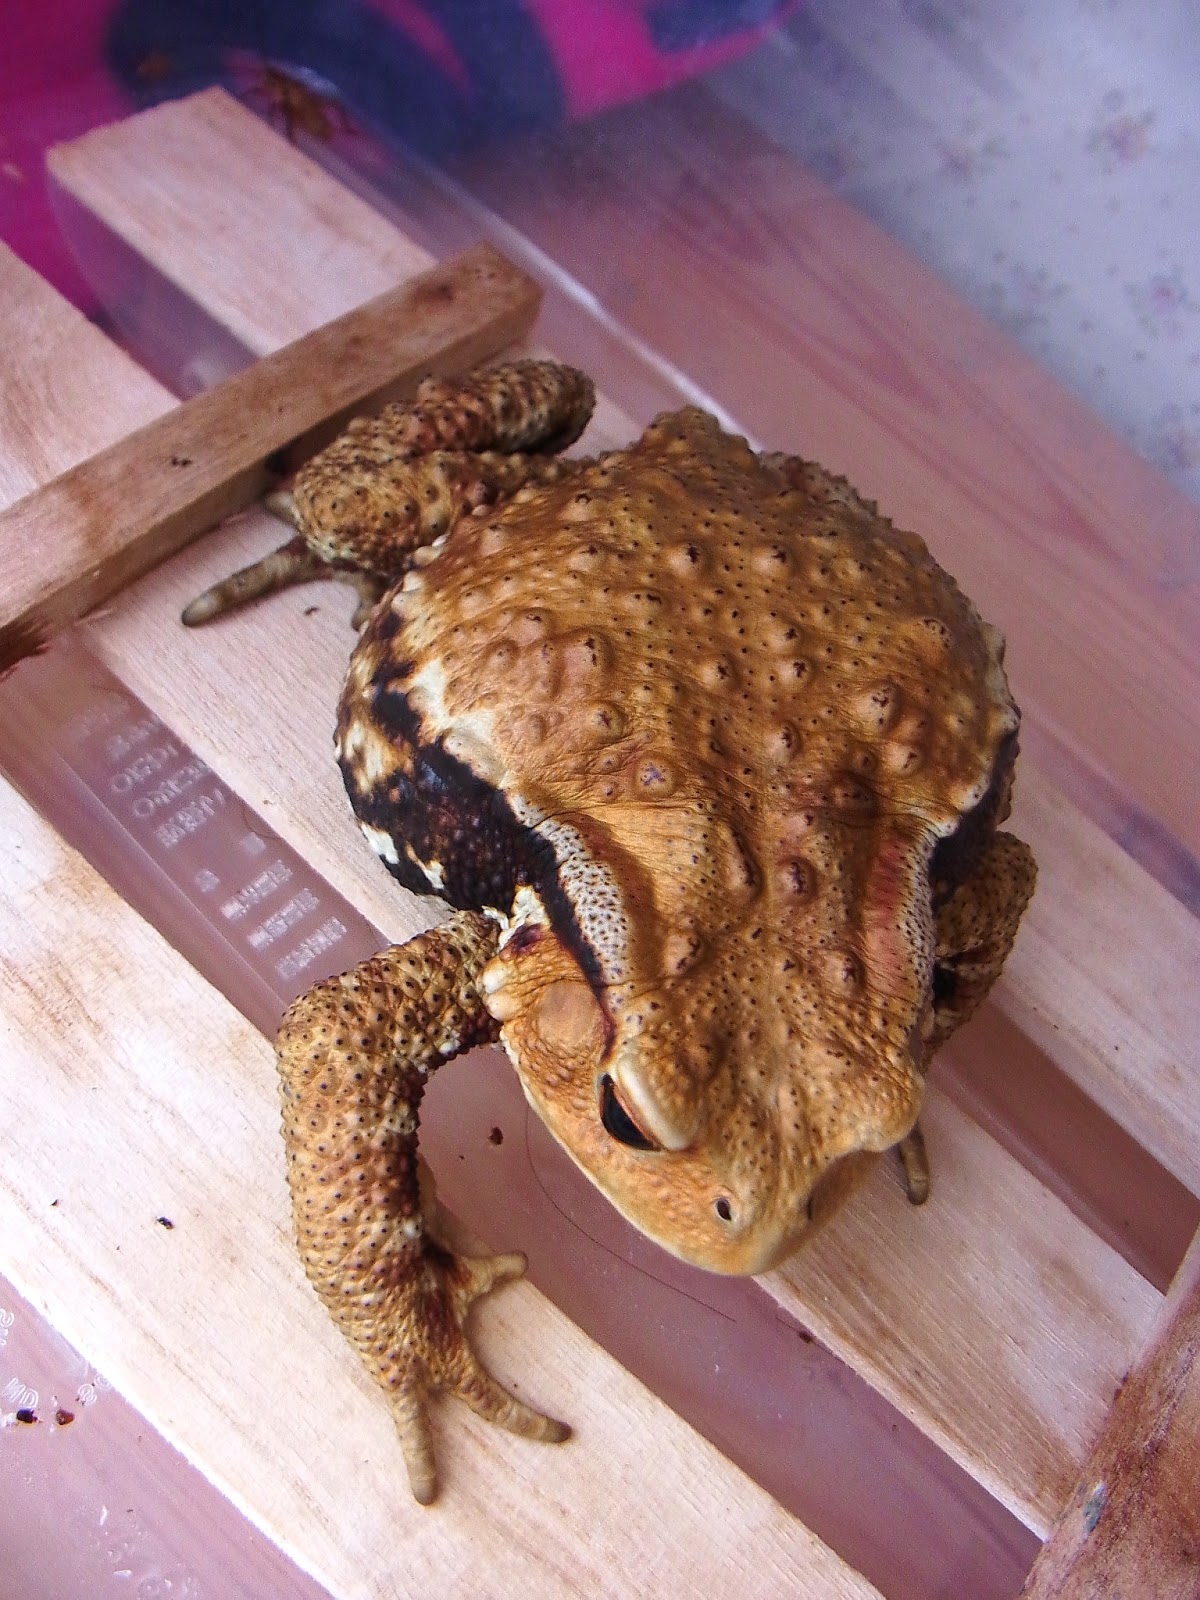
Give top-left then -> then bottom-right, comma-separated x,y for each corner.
599,1074 -> 660,1151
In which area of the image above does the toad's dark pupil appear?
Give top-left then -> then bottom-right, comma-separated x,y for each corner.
599,1074 -> 659,1151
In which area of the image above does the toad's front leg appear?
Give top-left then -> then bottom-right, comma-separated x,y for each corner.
276,908 -> 568,1503
182,359 -> 594,626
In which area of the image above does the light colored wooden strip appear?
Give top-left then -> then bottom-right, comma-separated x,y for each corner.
760,1091 -> 1158,1533
0,244 -> 171,505
0,244 -> 540,670
0,775 -> 876,1600
450,86 -> 1200,860
1004,775 -> 1200,1197
45,91 -> 1164,1533
1020,1226 -> 1200,1599
48,89 -> 435,354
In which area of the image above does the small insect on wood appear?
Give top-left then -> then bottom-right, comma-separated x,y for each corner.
243,65 -> 355,145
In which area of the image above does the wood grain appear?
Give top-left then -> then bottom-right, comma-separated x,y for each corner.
0,244 -> 171,505
0,776 -> 877,1600
1020,1227 -> 1200,1599
41,89 -> 1172,1536
450,86 -> 1200,861
1005,777 -> 1200,1198
48,89 -> 434,355
0,244 -> 540,670
761,1094 -> 1158,1532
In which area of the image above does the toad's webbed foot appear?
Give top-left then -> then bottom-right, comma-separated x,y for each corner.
182,360 -> 595,627
276,909 -> 568,1503
370,1234 -> 568,1505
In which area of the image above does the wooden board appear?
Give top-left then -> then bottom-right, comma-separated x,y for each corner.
1003,778 -> 1200,1198
1021,1229 -> 1200,1599
0,246 -> 540,669
766,1093 -> 1156,1528
0,247 -> 170,503
48,88 -> 434,356
40,90 -> 1173,1537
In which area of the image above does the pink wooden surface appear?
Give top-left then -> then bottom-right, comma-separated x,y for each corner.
0,1282 -> 327,1600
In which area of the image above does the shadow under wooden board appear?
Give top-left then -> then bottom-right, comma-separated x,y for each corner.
0,84 -> 1194,1599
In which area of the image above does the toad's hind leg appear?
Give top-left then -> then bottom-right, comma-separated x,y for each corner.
276,908 -> 568,1504
182,359 -> 595,626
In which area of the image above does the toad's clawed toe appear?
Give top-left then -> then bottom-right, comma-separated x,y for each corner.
275,914 -> 568,1503
378,1239 -> 569,1504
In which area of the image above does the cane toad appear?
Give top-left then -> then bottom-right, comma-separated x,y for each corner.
185,360 -> 1036,1502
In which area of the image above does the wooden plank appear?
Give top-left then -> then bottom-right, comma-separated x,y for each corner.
0,243 -> 540,670
45,91 -> 1166,1534
760,1092 -> 1158,1532
48,90 -> 435,355
448,86 -> 1200,861
1004,776 -> 1200,1198
0,245 -> 171,503
1020,1226 -> 1200,1599
0,775 -> 876,1600
48,92 -> 1200,1197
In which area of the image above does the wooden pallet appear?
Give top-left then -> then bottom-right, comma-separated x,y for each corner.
0,88 -> 1196,1598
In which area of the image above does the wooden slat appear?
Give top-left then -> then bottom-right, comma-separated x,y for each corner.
1005,777 -> 1200,1197
0,777 -> 875,1600
762,1093 -> 1157,1531
449,86 -> 1200,863
1020,1226 -> 1200,1599
48,91 -> 434,355
0,244 -> 540,670
45,90 -> 1168,1534
0,246 -> 171,503
0,240 -> 882,1600
49,92 -> 1200,1202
